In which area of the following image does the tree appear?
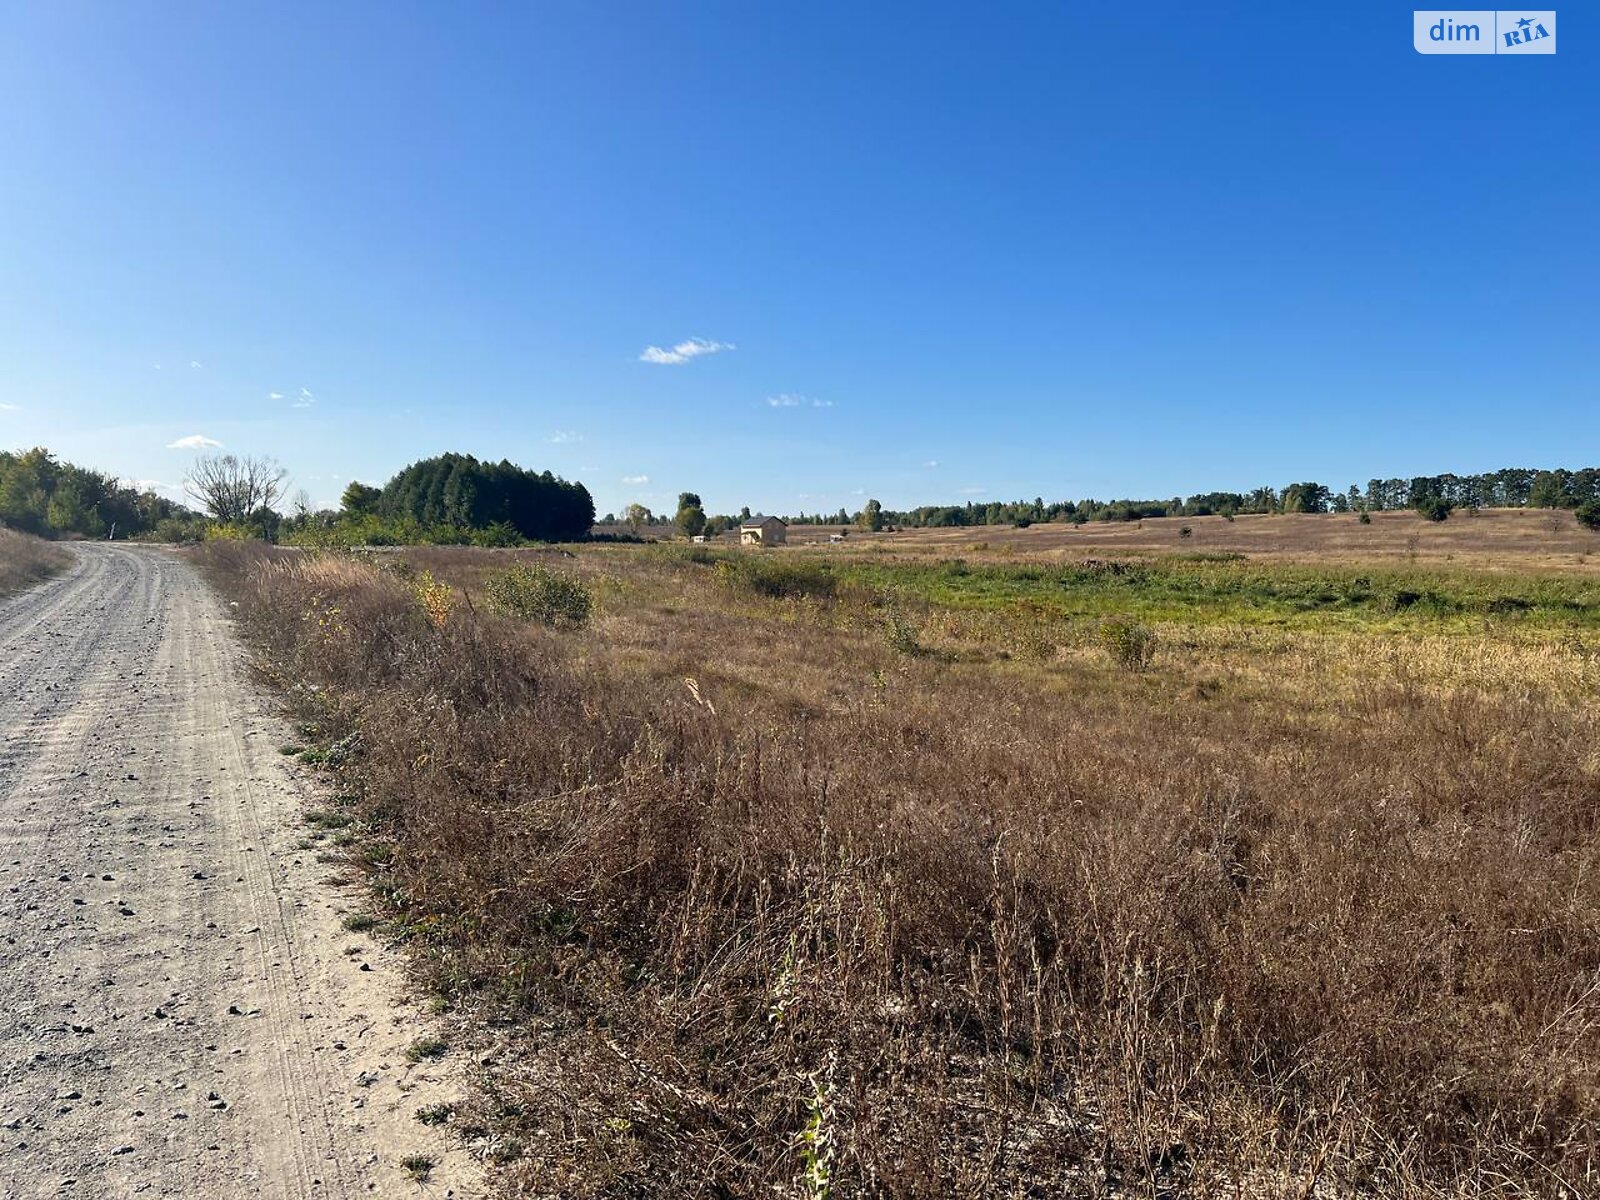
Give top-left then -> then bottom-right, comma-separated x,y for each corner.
675,505 -> 706,538
184,454 -> 288,525
674,492 -> 707,538
1415,496 -> 1454,522
376,453 -> 593,540
858,498 -> 884,532
624,503 -> 652,534
340,481 -> 382,515
1575,501 -> 1600,531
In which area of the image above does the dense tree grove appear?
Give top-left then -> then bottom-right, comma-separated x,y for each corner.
374,453 -> 594,541
766,465 -> 1600,529
0,447 -> 196,539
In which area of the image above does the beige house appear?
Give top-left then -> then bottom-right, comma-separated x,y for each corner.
739,515 -> 787,546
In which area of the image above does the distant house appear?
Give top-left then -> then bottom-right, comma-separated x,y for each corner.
740,515 -> 787,546
828,532 -> 846,543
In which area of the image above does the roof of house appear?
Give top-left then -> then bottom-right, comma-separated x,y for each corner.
739,514 -> 786,528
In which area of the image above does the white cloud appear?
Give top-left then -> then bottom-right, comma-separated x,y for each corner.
132,478 -> 186,501
167,434 -> 223,449
639,337 -> 733,365
621,474 -> 649,485
190,360 -> 204,369
548,430 -> 582,444
153,363 -> 162,370
923,460 -> 939,468
811,398 -> 834,408
767,393 -> 834,409
0,403 -> 18,412
958,485 -> 987,495
268,391 -> 284,401
292,388 -> 316,408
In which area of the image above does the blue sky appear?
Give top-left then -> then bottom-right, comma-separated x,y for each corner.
0,3 -> 1593,517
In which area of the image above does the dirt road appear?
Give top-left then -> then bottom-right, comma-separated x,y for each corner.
0,545 -> 480,1198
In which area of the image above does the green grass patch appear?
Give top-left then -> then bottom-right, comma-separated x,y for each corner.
834,556 -> 1600,631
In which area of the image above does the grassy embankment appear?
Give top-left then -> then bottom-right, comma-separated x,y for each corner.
0,526 -> 72,596
198,539 -> 1600,1198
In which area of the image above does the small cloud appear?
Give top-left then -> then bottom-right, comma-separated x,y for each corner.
548,430 -> 583,444
167,434 -> 223,449
621,474 -> 650,485
958,485 -> 987,495
292,387 -> 316,408
268,391 -> 284,401
767,394 -> 802,408
923,460 -> 939,468
811,398 -> 834,408
0,403 -> 18,412
639,337 -> 733,365
153,363 -> 162,370
190,360 -> 204,369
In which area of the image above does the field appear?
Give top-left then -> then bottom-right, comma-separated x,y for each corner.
782,507 -> 1600,572
196,513 -> 1600,1198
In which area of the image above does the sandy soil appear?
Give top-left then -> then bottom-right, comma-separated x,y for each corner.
0,545 -> 482,1199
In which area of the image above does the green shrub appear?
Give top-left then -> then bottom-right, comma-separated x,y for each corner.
1576,502 -> 1600,531
483,564 -> 593,626
883,609 -> 924,655
713,556 -> 836,600
1358,511 -> 1372,525
1415,497 -> 1454,522
1098,617 -> 1157,671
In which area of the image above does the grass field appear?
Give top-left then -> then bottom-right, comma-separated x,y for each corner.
198,520 -> 1600,1197
780,507 -> 1600,573
0,527 -> 72,595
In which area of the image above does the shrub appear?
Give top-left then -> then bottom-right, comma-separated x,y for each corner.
713,556 -> 836,601
1415,497 -> 1454,522
1098,616 -> 1157,670
1178,525 -> 1192,539
1576,501 -> 1600,531
411,569 -> 457,628
1358,510 -> 1372,525
883,609 -> 924,655
483,563 -> 593,627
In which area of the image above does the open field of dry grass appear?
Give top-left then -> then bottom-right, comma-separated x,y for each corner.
777,508 -> 1600,574
196,537 -> 1600,1198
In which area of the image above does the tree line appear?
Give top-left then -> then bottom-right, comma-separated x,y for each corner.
773,466 -> 1600,530
0,448 -> 199,540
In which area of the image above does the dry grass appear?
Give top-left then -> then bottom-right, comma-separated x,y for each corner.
0,526 -> 72,596
196,538 -> 1600,1198
781,508 -> 1600,574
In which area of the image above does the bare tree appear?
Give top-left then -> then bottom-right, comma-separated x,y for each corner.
184,454 -> 289,524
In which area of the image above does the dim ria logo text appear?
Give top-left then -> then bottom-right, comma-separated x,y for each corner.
1414,10 -> 1556,53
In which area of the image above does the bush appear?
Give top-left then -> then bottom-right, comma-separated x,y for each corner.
1358,511 -> 1372,525
713,555 -> 836,600
1415,497 -> 1454,522
1576,501 -> 1600,531
483,563 -> 593,627
1098,616 -> 1157,670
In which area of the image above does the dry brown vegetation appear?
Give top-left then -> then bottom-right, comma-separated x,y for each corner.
785,508 -> 1600,573
195,535 -> 1600,1198
0,526 -> 72,595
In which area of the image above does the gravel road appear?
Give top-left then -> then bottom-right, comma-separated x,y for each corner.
0,545 -> 480,1199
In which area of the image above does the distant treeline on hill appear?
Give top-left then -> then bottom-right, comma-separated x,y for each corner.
0,447 -> 199,540
778,467 -> 1600,528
